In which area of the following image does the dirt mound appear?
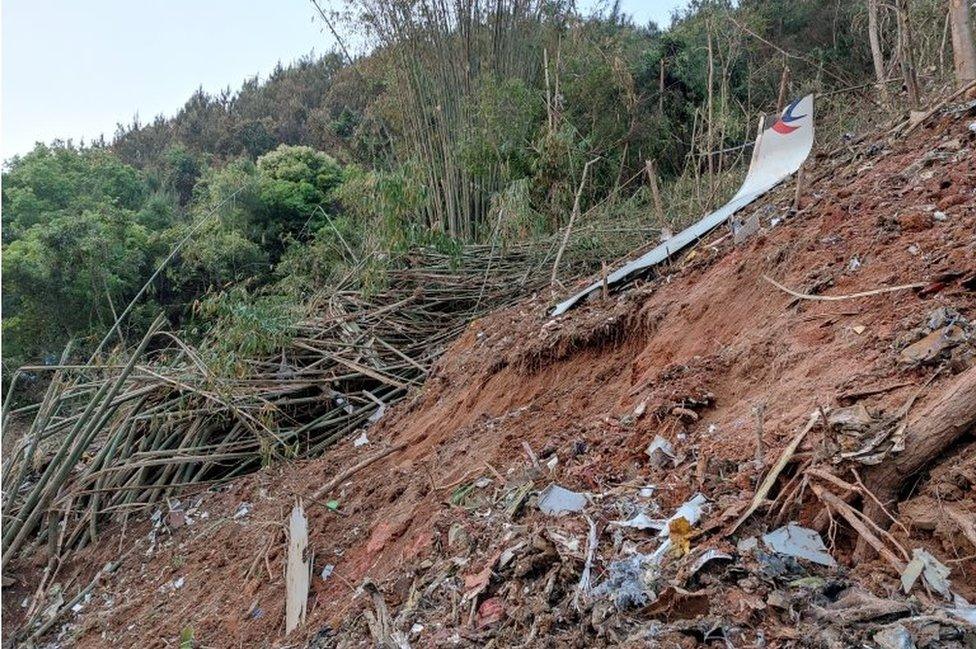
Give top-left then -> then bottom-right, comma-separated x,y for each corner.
6,107 -> 976,648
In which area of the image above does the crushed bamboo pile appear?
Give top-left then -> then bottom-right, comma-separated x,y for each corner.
0,229 -> 653,568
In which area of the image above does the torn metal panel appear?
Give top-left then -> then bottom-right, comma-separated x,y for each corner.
551,95 -> 815,316
762,522 -> 837,567
285,502 -> 311,634
537,484 -> 587,515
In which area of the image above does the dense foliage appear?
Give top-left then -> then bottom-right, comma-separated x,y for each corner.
2,0 -> 964,377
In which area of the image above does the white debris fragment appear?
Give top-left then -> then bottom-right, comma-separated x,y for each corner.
736,536 -> 759,553
353,431 -> 369,447
614,492 -> 706,531
933,210 -> 947,222
633,400 -> 647,418
662,493 -> 708,538
645,435 -> 678,468
367,403 -> 386,423
285,504 -> 310,633
610,512 -> 666,531
537,484 -> 587,516
901,548 -> 951,598
762,523 -> 837,567
947,594 -> 976,625
321,564 -> 335,580
873,624 -> 915,649
688,549 -> 733,577
233,502 -> 251,519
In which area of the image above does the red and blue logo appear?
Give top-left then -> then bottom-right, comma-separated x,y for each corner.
771,97 -> 807,134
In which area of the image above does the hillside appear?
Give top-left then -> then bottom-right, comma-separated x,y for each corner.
4,1 -> 976,647
5,93 -> 974,648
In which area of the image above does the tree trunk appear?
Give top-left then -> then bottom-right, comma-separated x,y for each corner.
867,0 -> 889,103
896,0 -> 921,108
949,0 -> 976,86
776,62 -> 791,112
854,365 -> 976,561
659,57 -> 666,115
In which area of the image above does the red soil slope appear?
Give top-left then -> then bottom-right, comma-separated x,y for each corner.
6,106 -> 975,648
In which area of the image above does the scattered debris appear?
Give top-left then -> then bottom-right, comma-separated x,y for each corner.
593,553 -> 656,609
611,512 -> 666,531
11,101 -> 976,649
872,624 -> 915,649
901,325 -> 967,364
828,403 -> 874,431
947,596 -> 976,625
537,484 -> 587,515
645,435 -> 679,467
733,213 -> 760,244
901,548 -> 951,598
762,523 -> 837,567
664,493 -> 708,535
687,549 -> 733,579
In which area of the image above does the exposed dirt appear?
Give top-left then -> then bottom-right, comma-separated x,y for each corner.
5,107 -> 976,648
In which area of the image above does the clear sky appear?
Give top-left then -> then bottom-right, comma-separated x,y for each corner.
1,1 -> 687,160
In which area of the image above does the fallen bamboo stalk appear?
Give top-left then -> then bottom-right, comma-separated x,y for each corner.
311,443 -> 407,501
731,410 -> 820,533
763,275 -> 926,302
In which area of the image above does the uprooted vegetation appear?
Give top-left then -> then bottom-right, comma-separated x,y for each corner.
3,91 -> 974,648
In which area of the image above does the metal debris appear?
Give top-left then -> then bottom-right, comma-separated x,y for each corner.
901,548 -> 951,598
901,325 -> 967,364
537,484 -> 587,516
733,213 -> 760,244
827,404 -> 874,432
688,549 -> 733,578
662,494 -> 708,537
592,553 -> 656,609
285,503 -> 310,633
611,512 -> 666,531
873,624 -> 916,649
646,435 -> 679,468
762,523 -> 837,567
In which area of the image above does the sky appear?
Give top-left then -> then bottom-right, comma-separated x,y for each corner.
1,0 -> 687,160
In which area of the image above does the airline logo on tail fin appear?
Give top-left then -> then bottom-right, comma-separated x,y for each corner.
771,96 -> 807,134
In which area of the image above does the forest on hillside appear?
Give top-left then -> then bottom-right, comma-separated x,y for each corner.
3,0 -> 975,383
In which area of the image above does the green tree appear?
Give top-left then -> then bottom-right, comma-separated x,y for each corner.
2,207 -> 153,361
253,144 -> 343,250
